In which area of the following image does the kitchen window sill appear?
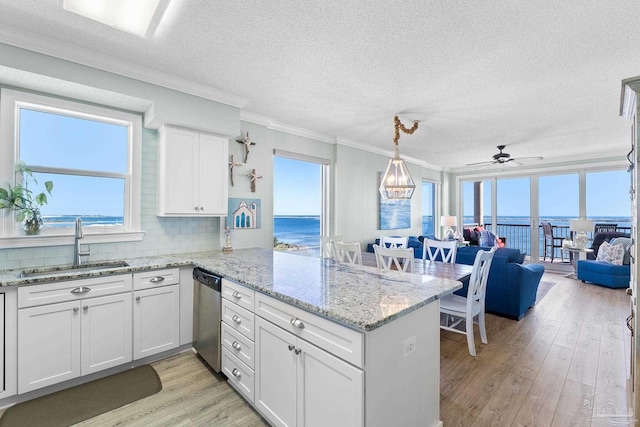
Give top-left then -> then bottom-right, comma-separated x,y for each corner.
0,231 -> 145,249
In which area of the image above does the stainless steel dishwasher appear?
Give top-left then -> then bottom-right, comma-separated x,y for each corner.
193,267 -> 223,372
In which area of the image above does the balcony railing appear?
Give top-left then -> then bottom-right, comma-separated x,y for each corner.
484,223 -> 631,258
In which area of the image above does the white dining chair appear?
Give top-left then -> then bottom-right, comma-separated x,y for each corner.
373,244 -> 414,272
333,241 -> 362,266
423,238 -> 458,263
320,235 -> 342,258
439,246 -> 496,356
380,235 -> 408,249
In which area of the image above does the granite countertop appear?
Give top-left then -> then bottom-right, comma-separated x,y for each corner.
0,248 -> 462,332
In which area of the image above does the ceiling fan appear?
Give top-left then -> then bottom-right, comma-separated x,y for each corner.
466,145 -> 543,169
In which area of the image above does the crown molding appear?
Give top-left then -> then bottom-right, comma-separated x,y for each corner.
240,111 -> 275,127
0,24 -> 249,108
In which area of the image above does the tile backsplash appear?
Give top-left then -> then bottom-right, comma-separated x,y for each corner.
0,128 -> 220,270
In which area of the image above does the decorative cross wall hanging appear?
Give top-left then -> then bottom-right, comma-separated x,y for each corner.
236,132 -> 256,163
228,154 -> 242,186
247,168 -> 262,192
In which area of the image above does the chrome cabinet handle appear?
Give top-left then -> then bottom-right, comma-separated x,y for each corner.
232,315 -> 242,324
288,344 -> 295,351
73,307 -> 79,313
149,276 -> 165,283
70,286 -> 91,294
83,306 -> 88,311
136,296 -> 141,302
232,341 -> 242,351
294,347 -> 301,355
290,318 -> 305,329
231,368 -> 241,379
232,291 -> 241,299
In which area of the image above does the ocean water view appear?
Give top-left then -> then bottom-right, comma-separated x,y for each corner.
43,215 -> 124,227
274,216 -> 321,248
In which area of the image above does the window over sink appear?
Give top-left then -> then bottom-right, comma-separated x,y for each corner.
0,89 -> 142,247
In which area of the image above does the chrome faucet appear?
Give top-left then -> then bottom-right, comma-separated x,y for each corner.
74,218 -> 90,265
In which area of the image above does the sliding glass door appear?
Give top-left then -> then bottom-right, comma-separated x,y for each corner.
460,167 -> 629,265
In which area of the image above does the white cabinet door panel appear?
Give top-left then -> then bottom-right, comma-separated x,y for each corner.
255,317 -> 297,427
133,285 -> 180,359
159,128 -> 199,214
81,293 -> 132,375
297,339 -> 364,427
18,301 -> 81,393
199,133 -> 228,215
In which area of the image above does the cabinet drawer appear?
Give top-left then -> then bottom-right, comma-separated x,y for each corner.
18,275 -> 132,308
133,268 -> 179,291
255,293 -> 363,368
222,322 -> 255,369
222,299 -> 255,340
222,348 -> 254,403
221,279 -> 255,312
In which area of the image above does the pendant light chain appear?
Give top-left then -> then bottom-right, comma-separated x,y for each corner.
393,115 -> 419,146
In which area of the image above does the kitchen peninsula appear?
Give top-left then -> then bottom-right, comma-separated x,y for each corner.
196,249 -> 463,427
0,249 -> 462,427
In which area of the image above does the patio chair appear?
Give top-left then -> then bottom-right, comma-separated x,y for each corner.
594,223 -> 618,233
542,222 -> 565,262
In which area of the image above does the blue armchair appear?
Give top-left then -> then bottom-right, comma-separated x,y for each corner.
454,246 -> 545,320
577,232 -> 631,289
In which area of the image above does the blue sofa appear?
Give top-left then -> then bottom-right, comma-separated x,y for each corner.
577,232 -> 631,289
367,238 -> 545,320
454,246 -> 545,320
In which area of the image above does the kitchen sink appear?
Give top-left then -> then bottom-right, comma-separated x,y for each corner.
19,261 -> 130,278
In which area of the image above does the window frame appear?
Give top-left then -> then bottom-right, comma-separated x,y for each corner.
0,89 -> 143,248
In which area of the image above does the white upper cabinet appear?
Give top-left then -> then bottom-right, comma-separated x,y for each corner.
157,125 -> 229,216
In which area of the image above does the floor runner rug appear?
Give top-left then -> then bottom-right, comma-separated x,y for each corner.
0,364 -> 162,427
536,280 -> 556,304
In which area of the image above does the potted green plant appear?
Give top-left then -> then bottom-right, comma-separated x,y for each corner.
0,162 -> 53,235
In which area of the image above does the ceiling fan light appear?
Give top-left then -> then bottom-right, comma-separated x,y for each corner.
379,147 -> 415,200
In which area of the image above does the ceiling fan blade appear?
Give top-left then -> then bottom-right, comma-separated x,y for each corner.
465,160 -> 496,167
477,163 -> 496,170
505,159 -> 522,167
512,156 -> 543,162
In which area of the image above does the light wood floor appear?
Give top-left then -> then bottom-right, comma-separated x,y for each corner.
2,272 -> 634,426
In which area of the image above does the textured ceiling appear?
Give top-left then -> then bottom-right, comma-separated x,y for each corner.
0,0 -> 638,170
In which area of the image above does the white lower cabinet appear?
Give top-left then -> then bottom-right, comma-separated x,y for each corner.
255,317 -> 364,427
18,293 -> 132,393
133,284 -> 180,360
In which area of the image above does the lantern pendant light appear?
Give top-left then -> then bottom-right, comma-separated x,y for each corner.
379,116 -> 419,200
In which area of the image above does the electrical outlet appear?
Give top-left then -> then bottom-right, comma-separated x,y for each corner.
403,336 -> 416,358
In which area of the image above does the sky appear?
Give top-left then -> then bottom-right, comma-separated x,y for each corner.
462,170 -> 630,218
20,108 -> 126,216
273,157 -> 321,216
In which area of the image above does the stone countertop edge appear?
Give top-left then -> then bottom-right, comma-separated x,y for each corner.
0,248 -> 462,332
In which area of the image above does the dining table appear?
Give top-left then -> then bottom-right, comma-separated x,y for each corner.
361,251 -> 473,282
